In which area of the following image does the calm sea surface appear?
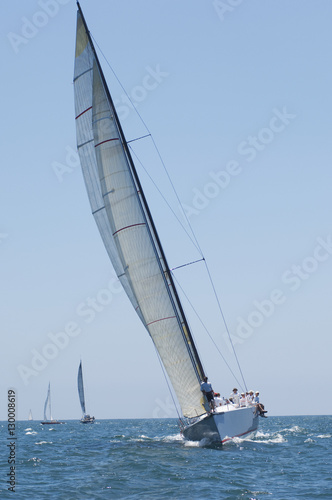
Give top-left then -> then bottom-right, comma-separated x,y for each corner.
1,415 -> 331,499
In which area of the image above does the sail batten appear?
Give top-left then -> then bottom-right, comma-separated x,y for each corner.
74,6 -> 206,418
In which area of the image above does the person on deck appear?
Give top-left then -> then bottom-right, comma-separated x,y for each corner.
247,390 -> 254,404
229,388 -> 240,406
200,377 -> 216,411
254,391 -> 268,416
240,392 -> 247,407
213,392 -> 224,407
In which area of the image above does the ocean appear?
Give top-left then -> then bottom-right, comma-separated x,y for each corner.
1,415 -> 331,499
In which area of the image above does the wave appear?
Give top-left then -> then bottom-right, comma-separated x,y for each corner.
287,425 -> 304,433
162,433 -> 183,443
35,441 -> 53,445
28,457 -> 42,464
232,430 -> 287,445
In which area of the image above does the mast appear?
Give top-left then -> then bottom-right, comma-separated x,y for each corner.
76,2 -> 205,383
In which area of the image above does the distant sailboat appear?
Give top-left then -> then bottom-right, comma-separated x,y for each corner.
73,2 -> 262,443
78,361 -> 95,423
41,383 -> 64,425
28,409 -> 33,421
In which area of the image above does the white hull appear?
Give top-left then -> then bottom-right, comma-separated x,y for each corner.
80,415 -> 95,424
182,405 -> 259,443
41,420 -> 65,425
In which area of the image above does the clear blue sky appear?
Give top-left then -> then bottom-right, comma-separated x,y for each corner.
1,0 -> 331,421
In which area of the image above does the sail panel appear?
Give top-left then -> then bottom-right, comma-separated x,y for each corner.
77,362 -> 86,415
74,41 -> 144,321
44,383 -> 51,421
74,10 -> 204,418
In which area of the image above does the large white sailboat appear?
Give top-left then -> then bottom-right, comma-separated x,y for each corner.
78,361 -> 95,424
73,3 -> 262,443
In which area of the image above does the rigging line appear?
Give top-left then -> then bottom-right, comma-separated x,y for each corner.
129,145 -> 202,255
202,260 -> 248,392
91,34 -> 203,254
153,343 -> 181,420
127,134 -> 151,144
171,258 -> 205,271
170,271 -> 244,391
92,33 -> 247,391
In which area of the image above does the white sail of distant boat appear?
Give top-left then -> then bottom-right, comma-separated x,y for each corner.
73,2 -> 265,443
78,361 -> 95,423
28,409 -> 33,421
41,383 -> 64,425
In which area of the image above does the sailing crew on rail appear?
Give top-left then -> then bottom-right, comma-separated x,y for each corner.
247,390 -> 254,404
213,392 -> 224,407
254,391 -> 268,416
240,393 -> 247,407
229,388 -> 240,406
200,377 -> 216,411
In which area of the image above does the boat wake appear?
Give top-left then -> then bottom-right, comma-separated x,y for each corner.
233,431 -> 287,445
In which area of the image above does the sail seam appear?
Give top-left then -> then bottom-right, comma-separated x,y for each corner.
73,67 -> 93,82
113,223 -> 145,236
92,206 -> 104,215
103,189 -> 115,197
146,316 -> 176,326
95,138 -> 119,147
76,106 -> 92,119
78,139 -> 94,149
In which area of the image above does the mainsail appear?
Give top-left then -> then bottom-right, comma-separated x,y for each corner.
43,383 -> 52,421
74,4 -> 206,418
77,361 -> 86,415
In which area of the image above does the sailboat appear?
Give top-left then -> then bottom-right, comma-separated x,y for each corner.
41,383 -> 64,425
28,409 -> 33,421
73,3 -> 261,443
78,361 -> 95,423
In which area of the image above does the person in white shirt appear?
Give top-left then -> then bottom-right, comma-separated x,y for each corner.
213,392 -> 224,407
229,388 -> 240,406
240,392 -> 247,407
247,390 -> 254,404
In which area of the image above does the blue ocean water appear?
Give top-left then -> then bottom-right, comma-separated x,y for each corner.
0,415 -> 331,499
